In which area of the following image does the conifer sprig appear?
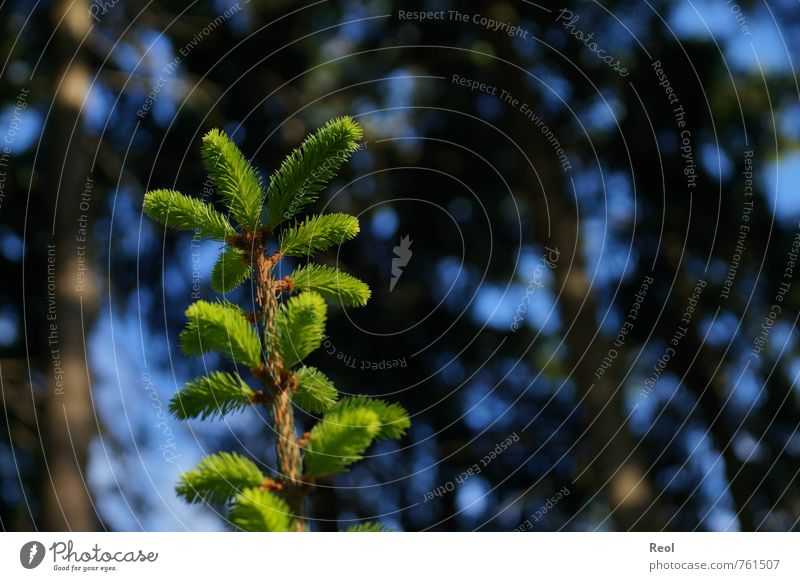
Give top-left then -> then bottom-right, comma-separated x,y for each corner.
279,213 -> 360,257
293,366 -> 338,413
304,406 -> 381,477
275,291 -> 327,368
211,247 -> 252,294
143,189 -> 234,240
201,129 -> 265,230
179,300 -> 262,368
176,452 -> 265,504
143,117 -> 410,532
230,487 -> 295,532
288,263 -> 371,307
265,117 -> 363,229
170,371 -> 259,420
347,522 -> 390,532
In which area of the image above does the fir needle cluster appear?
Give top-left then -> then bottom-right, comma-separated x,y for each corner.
143,117 -> 409,531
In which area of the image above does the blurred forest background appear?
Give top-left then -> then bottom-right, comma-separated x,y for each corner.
1,0 -> 799,531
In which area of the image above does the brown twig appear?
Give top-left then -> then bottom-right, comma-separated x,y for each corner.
260,478 -> 284,492
274,276 -> 295,293
297,431 -> 311,448
249,233 -> 307,531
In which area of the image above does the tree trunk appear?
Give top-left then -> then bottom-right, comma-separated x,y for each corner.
527,155 -> 661,530
38,0 -> 98,531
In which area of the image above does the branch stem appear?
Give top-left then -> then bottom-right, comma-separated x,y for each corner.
251,235 -> 307,531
